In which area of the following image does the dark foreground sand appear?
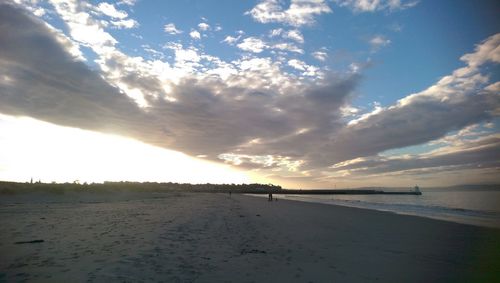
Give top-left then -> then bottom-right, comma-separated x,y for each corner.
1,192 -> 499,282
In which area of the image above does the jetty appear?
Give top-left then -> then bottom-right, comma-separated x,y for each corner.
249,186 -> 422,196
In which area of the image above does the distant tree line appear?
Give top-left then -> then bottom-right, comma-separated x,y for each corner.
0,180 -> 282,194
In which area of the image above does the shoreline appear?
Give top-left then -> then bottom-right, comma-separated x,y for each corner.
1,192 -> 499,282
246,193 -> 500,229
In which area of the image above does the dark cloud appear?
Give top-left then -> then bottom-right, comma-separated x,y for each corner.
313,90 -> 499,167
144,72 -> 359,157
0,3 -> 360,161
330,135 -> 500,176
0,4 -> 148,138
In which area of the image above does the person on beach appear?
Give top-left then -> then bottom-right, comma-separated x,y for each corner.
268,193 -> 273,201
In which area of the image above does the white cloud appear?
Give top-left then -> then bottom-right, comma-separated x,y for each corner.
369,35 -> 391,50
118,0 -> 137,5
340,105 -> 360,117
335,0 -> 419,13
269,28 -> 283,37
273,42 -> 303,54
349,62 -> 362,73
312,50 -> 328,61
233,34 -> 304,54
50,0 -> 117,48
33,7 -> 46,16
236,36 -> 304,54
175,48 -> 201,63
347,102 -> 384,125
198,22 -> 210,31
189,30 -> 201,40
284,29 -> 304,43
164,23 -> 182,34
288,59 -> 307,71
237,37 -> 267,53
97,2 -> 128,19
397,33 -> 500,107
288,59 -> 320,76
222,35 -> 240,45
246,0 -> 332,27
219,153 -> 303,172
142,45 -> 164,59
460,33 -> 500,68
111,19 -> 138,29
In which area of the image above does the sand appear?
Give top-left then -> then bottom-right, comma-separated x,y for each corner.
1,192 -> 499,282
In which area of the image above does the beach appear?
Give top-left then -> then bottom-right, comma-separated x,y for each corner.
1,192 -> 499,282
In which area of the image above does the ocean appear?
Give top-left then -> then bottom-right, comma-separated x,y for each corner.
253,186 -> 500,229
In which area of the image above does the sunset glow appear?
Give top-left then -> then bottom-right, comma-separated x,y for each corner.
0,114 -> 251,184
0,0 -> 498,187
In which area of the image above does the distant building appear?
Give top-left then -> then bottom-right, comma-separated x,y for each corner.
414,185 -> 420,193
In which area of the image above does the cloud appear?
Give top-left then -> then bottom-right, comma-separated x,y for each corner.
15,0 -> 47,17
288,59 -> 306,70
222,35 -> 240,45
198,22 -> 210,31
111,19 -> 138,29
236,37 -> 304,54
347,102 -> 383,125
91,2 -> 138,29
269,28 -> 304,43
164,23 -> 182,34
288,59 -> 319,76
118,0 -> 137,5
269,28 -> 283,37
237,37 -> 267,53
335,0 -> 419,13
329,134 -> 500,177
369,35 -> 391,51
0,3 -> 358,167
189,30 -> 201,40
219,153 -> 303,172
1,2 -> 498,185
96,2 -> 128,19
49,0 -> 118,48
246,0 -> 332,27
0,3 -> 147,136
312,50 -> 328,61
272,42 -> 304,54
309,34 -> 500,168
283,29 -> 304,43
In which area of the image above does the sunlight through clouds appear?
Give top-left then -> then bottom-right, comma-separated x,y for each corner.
0,115 -> 251,184
1,0 -> 498,187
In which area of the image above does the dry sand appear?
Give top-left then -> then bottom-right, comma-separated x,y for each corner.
1,192 -> 499,282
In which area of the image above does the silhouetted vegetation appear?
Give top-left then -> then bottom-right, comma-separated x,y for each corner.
0,181 -> 282,195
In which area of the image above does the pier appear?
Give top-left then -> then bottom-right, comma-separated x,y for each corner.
248,189 -> 422,195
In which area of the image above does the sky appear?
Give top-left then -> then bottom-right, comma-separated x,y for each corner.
0,0 -> 499,188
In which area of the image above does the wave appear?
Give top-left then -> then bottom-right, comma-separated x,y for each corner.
333,199 -> 498,217
280,194 -> 500,228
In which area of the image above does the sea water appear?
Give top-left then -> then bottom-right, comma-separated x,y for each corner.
257,187 -> 500,228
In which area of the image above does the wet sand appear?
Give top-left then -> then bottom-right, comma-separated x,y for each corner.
1,192 -> 499,282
